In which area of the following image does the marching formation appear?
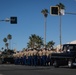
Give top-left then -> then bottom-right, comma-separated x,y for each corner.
13,48 -> 56,66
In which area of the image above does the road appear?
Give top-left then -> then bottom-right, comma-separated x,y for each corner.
0,64 -> 76,75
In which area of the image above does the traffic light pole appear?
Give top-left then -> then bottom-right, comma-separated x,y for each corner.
65,12 -> 76,15
0,20 -> 7,22
0,17 -> 17,24
59,12 -> 76,50
50,6 -> 76,50
59,14 -> 62,50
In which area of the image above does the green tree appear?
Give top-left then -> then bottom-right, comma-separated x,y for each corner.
41,9 -> 48,47
47,41 -> 55,49
27,34 -> 43,48
7,34 -> 12,49
3,38 -> 7,49
5,43 -> 9,50
3,38 -> 7,43
56,3 -> 65,9
1,47 -> 4,51
36,36 -> 43,48
28,34 -> 37,48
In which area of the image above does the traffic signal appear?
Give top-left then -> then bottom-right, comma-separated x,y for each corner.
50,6 -> 59,15
10,17 -> 17,24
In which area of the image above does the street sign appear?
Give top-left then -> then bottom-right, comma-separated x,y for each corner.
10,17 -> 17,24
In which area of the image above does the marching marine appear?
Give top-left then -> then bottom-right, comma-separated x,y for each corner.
33,48 -> 38,66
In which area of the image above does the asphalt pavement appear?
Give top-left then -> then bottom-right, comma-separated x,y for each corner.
0,64 -> 76,75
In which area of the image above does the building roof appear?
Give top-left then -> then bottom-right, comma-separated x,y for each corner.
56,40 -> 76,49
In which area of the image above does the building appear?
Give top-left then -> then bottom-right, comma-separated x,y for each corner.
56,40 -> 76,52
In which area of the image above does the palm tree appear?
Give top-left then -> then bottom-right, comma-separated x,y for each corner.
41,9 -> 48,48
27,34 -> 35,48
27,34 -> 43,48
36,36 -> 43,48
56,3 -> 65,49
3,38 -> 7,49
1,47 -> 4,51
5,43 -> 9,50
56,3 -> 65,9
7,34 -> 12,49
29,34 -> 37,48
47,41 -> 55,49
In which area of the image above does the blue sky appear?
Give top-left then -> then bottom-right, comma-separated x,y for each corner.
0,0 -> 76,51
